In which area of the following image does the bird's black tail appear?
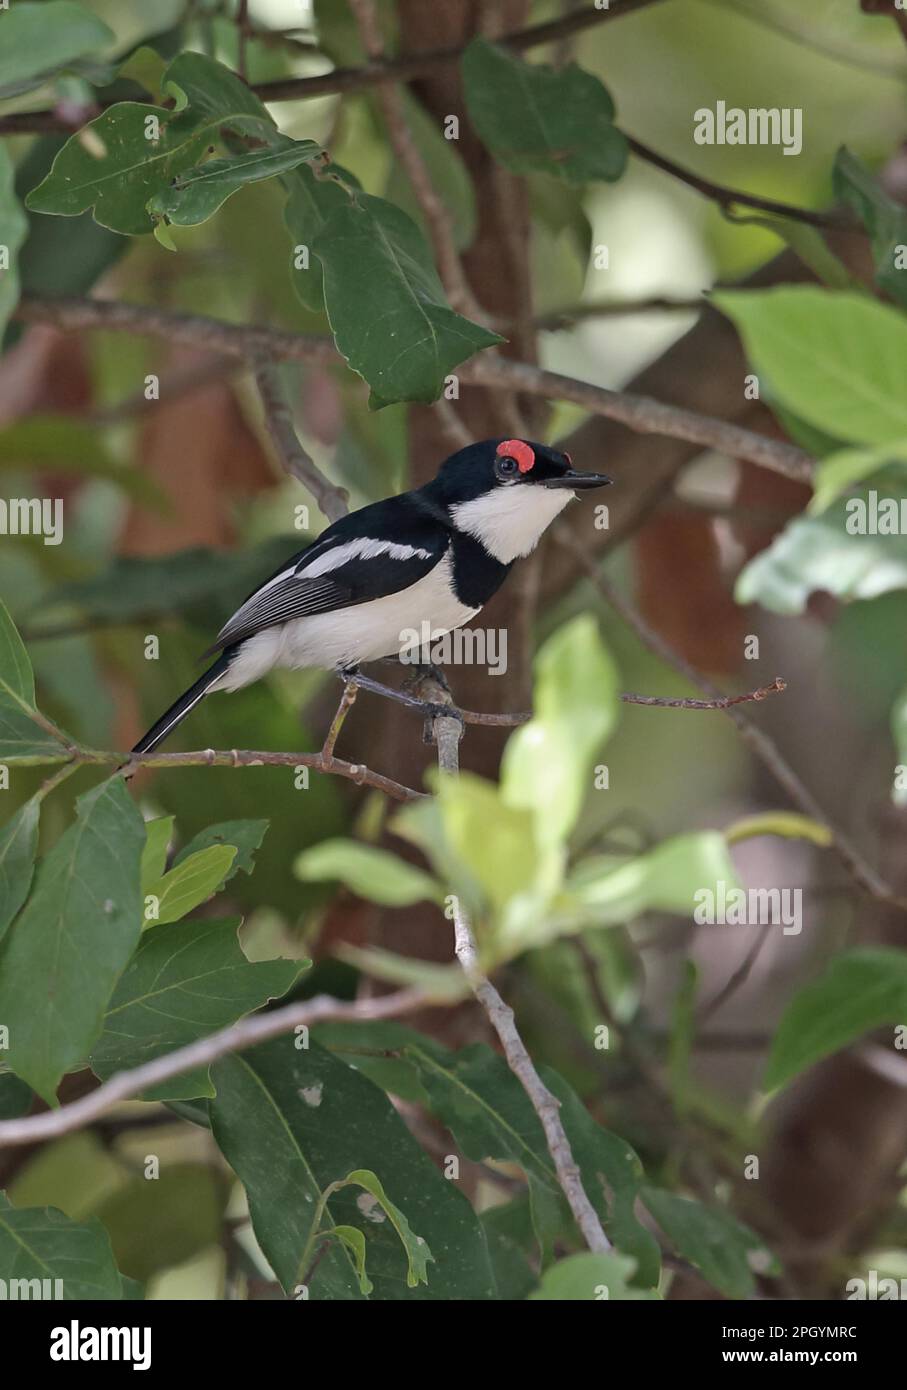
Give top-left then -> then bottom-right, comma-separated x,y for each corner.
131,651 -> 233,755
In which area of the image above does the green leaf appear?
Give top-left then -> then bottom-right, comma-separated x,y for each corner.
404,1038 -> 659,1280
283,162 -> 361,312
736,484 -> 907,614
529,1251 -> 658,1300
0,2 -> 114,101
94,1164 -> 227,1283
325,1224 -> 372,1295
144,844 -> 237,925
0,146 -> 28,341
0,777 -> 145,1104
0,797 -> 41,943
0,1194 -> 124,1300
27,53 -> 278,235
209,1036 -> 496,1299
565,831 -> 743,930
149,136 -> 324,231
0,1072 -> 33,1120
0,597 -> 37,708
502,614 -> 619,842
833,148 -> 907,308
462,39 -> 628,185
335,1169 -> 433,1288
642,1186 -> 770,1298
714,288 -> 907,446
810,442 -> 907,514
333,943 -> 469,1001
174,818 -> 269,882
294,838 -> 442,907
139,815 -> 174,893
90,917 -> 306,1100
765,949 -> 907,1090
892,686 -> 907,808
313,192 -> 501,406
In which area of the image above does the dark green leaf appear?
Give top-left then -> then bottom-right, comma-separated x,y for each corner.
642,1186 -> 769,1299
0,600 -> 70,763
0,797 -> 40,942
462,39 -> 628,184
0,777 -> 145,1103
174,818 -> 269,882
0,1193 -> 124,1300
283,163 -> 360,312
0,2 -> 114,101
765,949 -> 907,1089
209,1036 -> 496,1299
834,148 -> 907,308
0,147 -> 28,340
90,917 -> 306,1100
0,1073 -> 33,1120
149,136 -> 324,231
313,192 -> 501,406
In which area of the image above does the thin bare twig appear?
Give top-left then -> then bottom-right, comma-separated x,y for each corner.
454,677 -> 787,726
253,360 -> 349,523
15,297 -> 815,481
430,696 -> 611,1254
0,989 -> 428,1147
697,923 -> 773,1024
321,681 -> 358,759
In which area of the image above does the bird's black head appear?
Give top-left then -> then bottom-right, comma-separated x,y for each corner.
420,438 -> 612,565
426,437 -> 612,506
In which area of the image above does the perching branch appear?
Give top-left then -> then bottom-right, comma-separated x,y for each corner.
0,989 -> 428,1148
15,297 -> 815,481
253,359 -> 349,523
428,686 -> 612,1255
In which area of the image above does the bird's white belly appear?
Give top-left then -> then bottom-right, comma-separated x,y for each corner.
217,551 -> 479,690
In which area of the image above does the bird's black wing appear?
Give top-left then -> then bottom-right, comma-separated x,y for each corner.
206,499 -> 449,654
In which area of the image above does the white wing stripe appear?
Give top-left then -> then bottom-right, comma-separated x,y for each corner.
297,537 -> 432,578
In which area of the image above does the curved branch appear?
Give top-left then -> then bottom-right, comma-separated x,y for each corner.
15,296 -> 814,480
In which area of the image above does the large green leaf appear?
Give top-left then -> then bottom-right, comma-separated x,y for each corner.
0,797 -> 40,943
295,838 -> 442,907
833,148 -> 907,309
0,1194 -> 124,1300
313,192 -> 501,406
284,163 -> 358,312
402,1037 -> 659,1281
737,485 -> 907,614
502,614 -> 619,842
462,39 -> 628,184
715,288 -> 907,446
0,600 -> 70,763
765,949 -> 907,1090
0,2 -> 113,101
641,1187 -> 770,1299
27,53 -> 277,235
0,146 -> 28,340
143,843 -> 237,925
209,1037 -> 496,1299
0,777 -> 145,1103
90,917 -> 306,1100
529,1251 -> 658,1300
149,136 -> 324,231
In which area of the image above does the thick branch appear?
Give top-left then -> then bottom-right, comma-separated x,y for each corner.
0,989 -> 427,1148
15,297 -> 814,480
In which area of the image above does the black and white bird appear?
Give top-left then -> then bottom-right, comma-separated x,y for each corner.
132,437 -> 611,753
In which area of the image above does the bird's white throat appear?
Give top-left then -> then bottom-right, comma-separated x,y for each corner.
449,485 -> 573,563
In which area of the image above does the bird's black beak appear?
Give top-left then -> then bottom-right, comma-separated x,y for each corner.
542,469 -> 612,490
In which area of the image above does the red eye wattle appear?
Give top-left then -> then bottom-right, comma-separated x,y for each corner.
496,439 -> 535,473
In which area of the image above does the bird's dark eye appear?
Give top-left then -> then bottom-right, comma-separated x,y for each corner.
496,455 -> 519,477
